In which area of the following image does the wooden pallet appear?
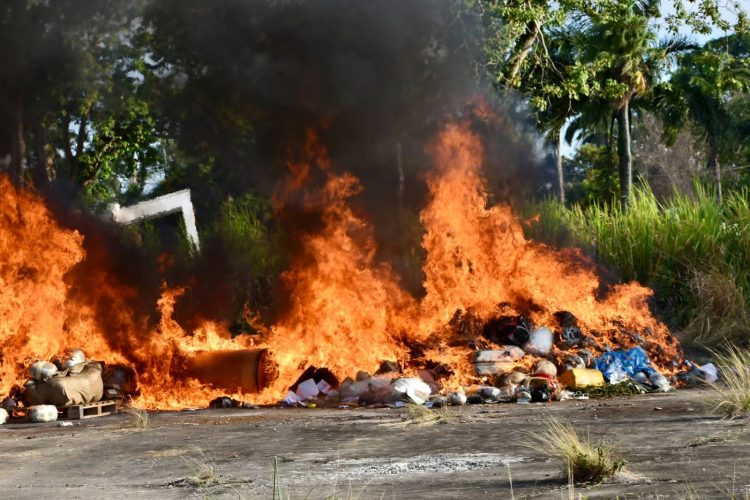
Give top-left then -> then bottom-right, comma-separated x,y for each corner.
60,400 -> 120,420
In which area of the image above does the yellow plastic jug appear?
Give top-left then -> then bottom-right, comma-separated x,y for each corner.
559,368 -> 605,389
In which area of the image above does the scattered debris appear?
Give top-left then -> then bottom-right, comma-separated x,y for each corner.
448,392 -> 467,406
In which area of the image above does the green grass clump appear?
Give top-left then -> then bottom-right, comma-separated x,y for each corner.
578,380 -> 647,399
527,417 -> 626,485
522,184 -> 750,345
710,346 -> 750,418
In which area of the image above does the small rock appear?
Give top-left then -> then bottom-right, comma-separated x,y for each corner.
355,370 -> 371,382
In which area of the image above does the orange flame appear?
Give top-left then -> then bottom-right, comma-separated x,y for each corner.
0,118 -> 681,409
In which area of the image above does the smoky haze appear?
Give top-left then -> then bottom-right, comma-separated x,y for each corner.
147,0 -> 549,285
41,0 -> 551,335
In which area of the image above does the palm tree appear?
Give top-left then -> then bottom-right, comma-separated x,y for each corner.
655,35 -> 750,203
563,0 -> 692,209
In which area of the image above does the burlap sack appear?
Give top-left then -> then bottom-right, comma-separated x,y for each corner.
23,362 -> 104,407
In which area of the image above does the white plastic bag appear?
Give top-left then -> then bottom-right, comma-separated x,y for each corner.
63,349 -> 86,369
392,378 -> 431,405
523,327 -> 554,355
29,361 -> 58,381
0,408 -> 8,425
448,392 -> 467,406
699,363 -> 719,384
649,372 -> 672,392
27,405 -> 58,423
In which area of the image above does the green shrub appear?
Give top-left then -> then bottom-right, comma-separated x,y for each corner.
523,184 -> 750,345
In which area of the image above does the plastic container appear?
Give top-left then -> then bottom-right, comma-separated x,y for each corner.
558,368 -> 605,389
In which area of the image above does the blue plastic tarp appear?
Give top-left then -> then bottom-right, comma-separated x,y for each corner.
594,346 -> 655,383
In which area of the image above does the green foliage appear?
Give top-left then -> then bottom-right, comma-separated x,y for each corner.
209,194 -> 284,331
524,185 -> 750,343
655,33 -> 750,188
215,194 -> 279,277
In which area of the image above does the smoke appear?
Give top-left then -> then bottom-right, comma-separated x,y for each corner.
148,0 -> 551,285
36,1 -> 553,334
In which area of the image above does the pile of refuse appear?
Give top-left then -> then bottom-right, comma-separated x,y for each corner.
0,349 -> 139,424
275,313 -> 720,409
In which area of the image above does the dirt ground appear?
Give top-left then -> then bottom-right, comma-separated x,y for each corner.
1,388 -> 748,499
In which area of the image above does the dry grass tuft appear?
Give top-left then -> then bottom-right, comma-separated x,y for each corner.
390,402 -> 456,427
526,417 -> 626,485
683,269 -> 750,345
709,345 -> 750,418
121,405 -> 151,429
181,447 -> 221,489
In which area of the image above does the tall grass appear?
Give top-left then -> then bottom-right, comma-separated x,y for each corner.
523,185 -> 750,345
709,345 -> 750,418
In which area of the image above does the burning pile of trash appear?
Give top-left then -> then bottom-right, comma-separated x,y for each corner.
1,348 -> 138,424
0,118 -> 715,414
270,311 -> 720,409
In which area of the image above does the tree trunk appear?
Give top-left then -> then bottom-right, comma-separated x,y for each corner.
504,20 -> 540,85
396,142 -> 404,210
617,99 -> 632,211
707,141 -> 722,204
32,119 -> 52,187
10,97 -> 26,187
555,132 -> 565,203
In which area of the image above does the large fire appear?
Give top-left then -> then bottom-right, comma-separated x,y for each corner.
0,119 -> 681,409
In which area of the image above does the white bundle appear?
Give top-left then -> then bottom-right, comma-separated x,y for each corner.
27,405 -> 58,423
63,349 -> 87,369
28,361 -> 58,381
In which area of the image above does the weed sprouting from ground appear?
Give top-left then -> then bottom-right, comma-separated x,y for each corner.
709,346 -> 750,418
392,402 -> 456,427
122,405 -> 151,429
526,417 -> 626,485
180,447 -> 222,492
